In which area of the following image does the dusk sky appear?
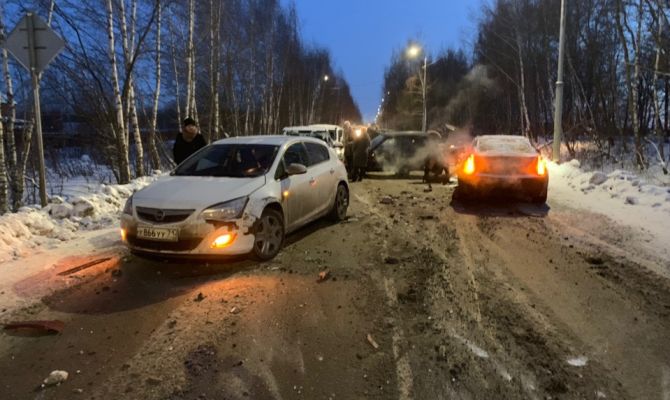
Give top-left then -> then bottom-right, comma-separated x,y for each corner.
289,0 -> 480,122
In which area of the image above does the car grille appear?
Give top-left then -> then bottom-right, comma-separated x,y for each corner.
136,207 -> 195,224
127,235 -> 202,252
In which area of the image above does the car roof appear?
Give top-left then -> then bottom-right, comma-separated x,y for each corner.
381,130 -> 430,137
212,135 -> 326,146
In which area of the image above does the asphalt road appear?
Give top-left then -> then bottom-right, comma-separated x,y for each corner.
1,174 -> 669,399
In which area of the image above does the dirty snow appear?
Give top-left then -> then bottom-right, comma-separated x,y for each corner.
548,159 -> 670,263
0,174 -> 160,264
452,333 -> 490,359
566,356 -> 589,367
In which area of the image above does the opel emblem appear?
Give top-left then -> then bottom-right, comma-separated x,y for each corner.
155,210 -> 165,222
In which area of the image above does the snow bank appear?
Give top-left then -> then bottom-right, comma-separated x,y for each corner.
0,174 -> 160,264
548,160 -> 670,260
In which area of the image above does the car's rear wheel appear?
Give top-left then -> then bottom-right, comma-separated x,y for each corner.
329,184 -> 349,221
252,208 -> 284,260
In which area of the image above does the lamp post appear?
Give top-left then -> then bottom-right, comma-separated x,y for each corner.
407,44 -> 427,133
552,0 -> 567,162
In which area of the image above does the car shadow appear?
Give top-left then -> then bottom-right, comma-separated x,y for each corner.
450,194 -> 550,218
33,217 -> 342,316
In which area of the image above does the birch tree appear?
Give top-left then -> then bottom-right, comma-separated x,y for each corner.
107,0 -> 131,183
148,0 -> 162,170
0,102 -> 7,214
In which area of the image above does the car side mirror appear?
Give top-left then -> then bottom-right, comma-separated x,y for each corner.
286,163 -> 307,176
333,141 -> 344,149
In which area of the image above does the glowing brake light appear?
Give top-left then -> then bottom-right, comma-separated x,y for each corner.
463,154 -> 476,175
120,228 -> 127,242
536,156 -> 546,176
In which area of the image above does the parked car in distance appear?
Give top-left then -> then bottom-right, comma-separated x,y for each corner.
120,136 -> 349,260
456,135 -> 548,203
282,124 -> 345,160
367,131 -> 437,176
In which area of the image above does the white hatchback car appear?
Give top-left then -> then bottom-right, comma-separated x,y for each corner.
120,136 -> 349,260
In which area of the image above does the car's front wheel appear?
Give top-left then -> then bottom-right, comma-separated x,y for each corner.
329,183 -> 349,221
252,208 -> 284,260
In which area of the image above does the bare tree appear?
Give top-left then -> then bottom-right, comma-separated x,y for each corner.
148,0 -> 162,170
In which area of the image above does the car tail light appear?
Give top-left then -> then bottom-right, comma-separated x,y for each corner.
536,156 -> 546,176
463,154 -> 476,175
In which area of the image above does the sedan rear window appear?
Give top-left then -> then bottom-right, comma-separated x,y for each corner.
477,136 -> 534,153
174,144 -> 279,178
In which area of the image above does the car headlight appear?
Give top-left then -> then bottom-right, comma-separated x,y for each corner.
201,197 -> 248,221
122,195 -> 133,215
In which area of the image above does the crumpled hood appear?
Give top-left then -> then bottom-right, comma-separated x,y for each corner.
133,175 -> 266,210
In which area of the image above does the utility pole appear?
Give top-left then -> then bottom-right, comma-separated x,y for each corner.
552,0 -> 567,162
26,13 -> 48,206
422,55 -> 427,133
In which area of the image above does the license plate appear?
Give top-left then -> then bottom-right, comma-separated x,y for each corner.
136,226 -> 179,242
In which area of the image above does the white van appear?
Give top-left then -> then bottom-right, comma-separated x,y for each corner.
282,124 -> 345,159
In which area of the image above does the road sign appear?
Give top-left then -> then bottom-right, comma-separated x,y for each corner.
1,13 -> 65,207
4,13 -> 64,74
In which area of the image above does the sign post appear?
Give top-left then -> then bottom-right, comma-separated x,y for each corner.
3,12 -> 65,207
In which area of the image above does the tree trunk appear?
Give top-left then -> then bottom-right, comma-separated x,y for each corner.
208,0 -> 221,141
615,0 -> 645,168
0,103 -> 7,214
107,0 -> 131,183
651,0 -> 665,160
148,1 -> 162,170
186,0 -> 196,121
118,0 -> 144,177
515,30 -> 531,138
168,14 -> 182,126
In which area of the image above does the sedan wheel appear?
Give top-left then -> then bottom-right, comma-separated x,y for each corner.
329,184 -> 349,221
252,209 -> 284,260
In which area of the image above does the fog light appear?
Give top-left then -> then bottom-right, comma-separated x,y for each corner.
120,228 -> 127,242
211,233 -> 236,248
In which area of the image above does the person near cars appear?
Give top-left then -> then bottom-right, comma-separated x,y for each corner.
343,121 -> 354,177
351,126 -> 371,182
173,117 -> 208,164
422,130 -> 448,191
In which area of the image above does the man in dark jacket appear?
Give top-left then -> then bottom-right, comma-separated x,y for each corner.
173,117 -> 207,164
351,127 -> 371,182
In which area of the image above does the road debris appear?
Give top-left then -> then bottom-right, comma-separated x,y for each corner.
57,257 -> 112,276
379,196 -> 394,205
194,292 -> 206,302
145,376 -> 163,385
230,306 -> 241,314
567,356 -> 589,367
384,257 -> 400,265
43,370 -> 69,386
3,320 -> 65,335
111,269 -> 123,277
317,270 -> 331,283
367,333 -> 379,349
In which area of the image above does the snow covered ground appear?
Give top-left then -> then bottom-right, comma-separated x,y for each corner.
0,173 -> 160,264
548,160 -> 670,263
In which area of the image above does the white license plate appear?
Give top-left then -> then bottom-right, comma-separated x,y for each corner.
137,226 -> 179,242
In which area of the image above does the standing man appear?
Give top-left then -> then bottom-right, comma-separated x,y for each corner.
351,127 -> 371,182
173,117 -> 207,164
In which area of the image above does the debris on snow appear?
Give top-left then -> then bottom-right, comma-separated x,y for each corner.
566,356 -> 589,367
589,171 -> 608,186
230,306 -> 241,314
194,292 -> 206,302
625,196 -> 639,205
366,333 -> 379,349
384,256 -> 400,265
43,370 -> 69,386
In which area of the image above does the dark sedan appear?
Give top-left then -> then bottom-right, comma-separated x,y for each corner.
456,135 -> 548,203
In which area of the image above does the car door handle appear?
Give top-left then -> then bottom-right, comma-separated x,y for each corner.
329,168 -> 335,174
309,177 -> 316,185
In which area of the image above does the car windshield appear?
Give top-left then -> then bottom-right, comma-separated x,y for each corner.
174,144 -> 279,178
477,136 -> 535,153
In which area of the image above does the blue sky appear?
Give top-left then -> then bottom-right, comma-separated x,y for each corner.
289,0 -> 481,122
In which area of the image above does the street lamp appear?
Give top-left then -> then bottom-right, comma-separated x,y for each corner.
406,44 -> 428,133
324,74 -> 330,82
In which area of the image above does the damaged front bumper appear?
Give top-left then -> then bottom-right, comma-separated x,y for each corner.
120,211 -> 258,257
